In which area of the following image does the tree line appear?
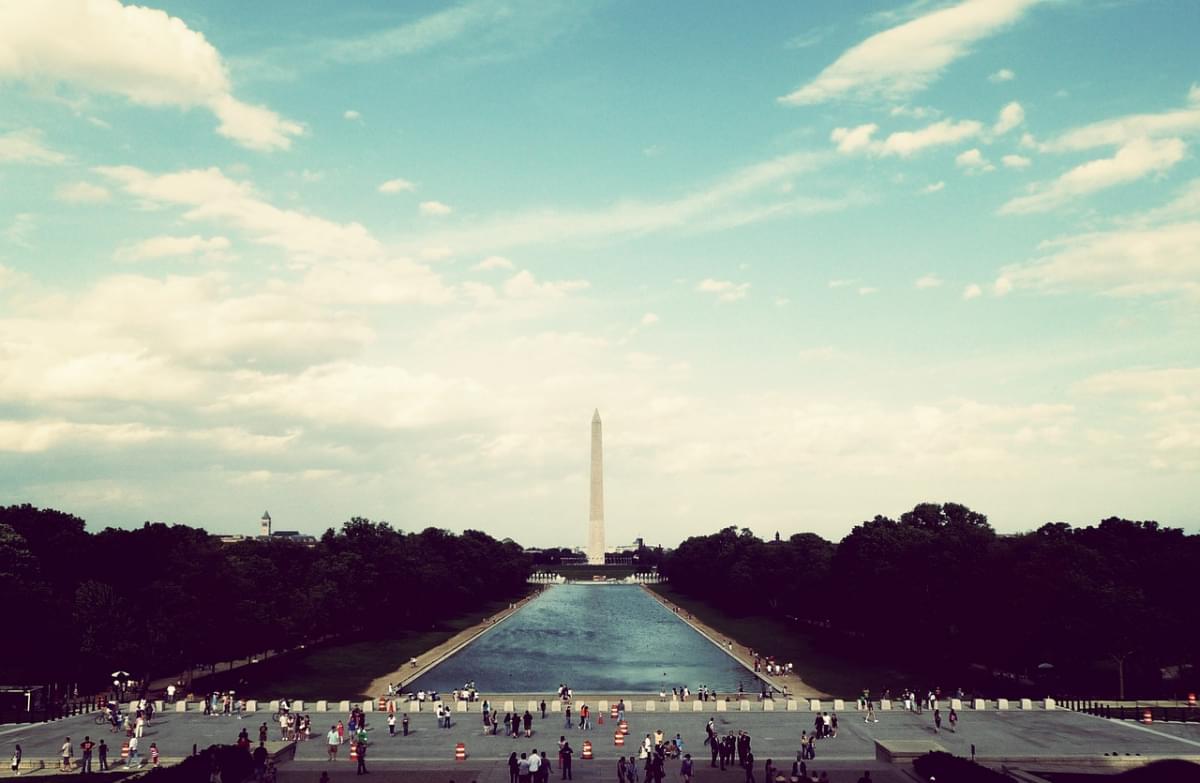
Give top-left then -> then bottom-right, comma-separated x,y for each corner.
661,503 -> 1200,699
0,504 -> 530,695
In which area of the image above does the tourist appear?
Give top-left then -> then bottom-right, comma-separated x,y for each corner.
564,705 -> 572,730
167,684 -> 176,703
387,713 -> 395,736
518,752 -> 531,783
80,735 -> 95,774
260,723 -> 270,744
98,740 -> 108,771
764,758 -> 776,782
355,739 -> 367,776
531,748 -> 544,783
618,699 -> 626,722
524,710 -> 534,737
709,729 -> 719,768
11,744 -> 20,776
626,755 -> 639,783
933,708 -> 942,733
580,704 -> 590,730
560,741 -> 573,780
791,752 -> 805,780
61,737 -> 72,772
865,700 -> 877,723
743,748 -> 755,783
541,700 -> 547,719
505,712 -> 513,736
618,754 -> 628,783
327,726 -> 339,760
830,713 -> 838,738
128,735 -> 139,767
948,707 -> 958,732
680,753 -> 693,783
403,714 -> 410,736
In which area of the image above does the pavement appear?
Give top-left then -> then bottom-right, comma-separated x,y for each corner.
4,706 -> 1200,781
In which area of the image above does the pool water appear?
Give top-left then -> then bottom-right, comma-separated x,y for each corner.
410,584 -> 756,693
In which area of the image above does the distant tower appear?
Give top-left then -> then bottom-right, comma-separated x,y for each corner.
260,511 -> 271,538
587,409 -> 605,565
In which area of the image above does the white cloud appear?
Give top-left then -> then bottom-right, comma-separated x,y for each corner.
378,178 -> 415,194
779,0 -> 1043,105
0,0 -> 302,150
989,68 -> 1015,83
1043,85 -> 1200,152
420,200 -> 453,216
857,286 -> 879,295
828,278 -> 856,288
696,278 -> 750,302
956,148 -> 994,172
1002,154 -> 1031,169
831,123 -> 878,154
996,220 -> 1200,297
501,270 -> 589,299
472,255 -> 515,272
409,151 -> 840,254
993,101 -> 1025,135
1000,137 -> 1186,214
962,283 -> 983,300
915,274 -> 943,289
4,213 -> 36,248
55,181 -> 110,203
0,129 -> 66,164
831,119 -> 982,157
344,109 -> 361,121
920,181 -> 946,194
640,312 -> 659,326
116,234 -> 231,262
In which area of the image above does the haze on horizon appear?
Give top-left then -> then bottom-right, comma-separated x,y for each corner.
1,0 -> 1197,546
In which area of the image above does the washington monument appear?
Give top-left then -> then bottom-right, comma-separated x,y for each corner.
587,408 -> 605,565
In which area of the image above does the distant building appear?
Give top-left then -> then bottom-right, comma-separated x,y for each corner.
260,511 -> 272,538
270,530 -> 317,546
215,534 -> 249,545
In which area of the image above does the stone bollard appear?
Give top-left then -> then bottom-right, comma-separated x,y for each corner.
527,701 -> 538,713
1020,698 -> 1033,710
269,700 -> 280,713
407,700 -> 419,713
692,700 -> 703,712
362,700 -> 373,712
880,700 -> 892,711
669,700 -> 679,712
997,699 -> 1010,710
154,701 -> 163,712
293,700 -> 304,712
786,700 -> 798,712
833,699 -> 845,711
551,701 -> 561,713
645,701 -> 656,712
175,701 -> 186,713
951,698 -> 962,711
598,700 -> 608,712
316,701 -> 327,712
245,700 -> 257,713
339,701 -> 351,713
763,700 -> 774,712
973,698 -> 985,710
1043,698 -> 1056,710
739,700 -> 751,712
503,701 -> 514,712
456,701 -> 468,713
810,700 -> 821,712
716,700 -> 727,712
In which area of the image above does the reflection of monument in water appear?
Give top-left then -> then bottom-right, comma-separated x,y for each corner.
587,409 -> 606,565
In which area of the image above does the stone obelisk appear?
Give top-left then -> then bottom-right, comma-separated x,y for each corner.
587,409 -> 605,565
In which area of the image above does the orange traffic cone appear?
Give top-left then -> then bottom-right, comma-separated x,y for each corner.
614,731 -> 625,747
582,740 -> 593,760
1142,708 -> 1153,724
350,744 -> 358,762
455,742 -> 467,761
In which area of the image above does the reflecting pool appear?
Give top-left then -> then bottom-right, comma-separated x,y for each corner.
411,584 -> 756,693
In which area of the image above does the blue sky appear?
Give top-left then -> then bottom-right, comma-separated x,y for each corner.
1,0 -> 1197,545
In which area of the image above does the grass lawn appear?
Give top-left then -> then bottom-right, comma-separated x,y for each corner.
648,584 -> 915,697
190,597 -> 519,701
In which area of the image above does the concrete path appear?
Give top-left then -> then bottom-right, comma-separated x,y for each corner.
5,705 -> 1199,781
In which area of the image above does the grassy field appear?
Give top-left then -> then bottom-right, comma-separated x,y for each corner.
647,584 -> 914,697
190,597 -> 518,701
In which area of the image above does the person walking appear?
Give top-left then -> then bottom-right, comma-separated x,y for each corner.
564,705 -> 572,730
402,714 -> 410,737
98,741 -> 108,772
934,708 -> 942,733
948,707 -> 958,732
61,737 -> 73,772
127,735 -> 139,768
680,753 -> 694,783
387,713 -> 395,736
149,743 -> 159,767
355,739 -> 367,775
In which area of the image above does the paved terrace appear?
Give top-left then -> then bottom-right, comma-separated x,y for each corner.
4,700 -> 1200,781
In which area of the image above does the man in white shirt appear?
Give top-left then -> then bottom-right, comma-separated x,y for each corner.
528,749 -> 542,780
327,726 -> 340,760
166,684 -> 176,703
